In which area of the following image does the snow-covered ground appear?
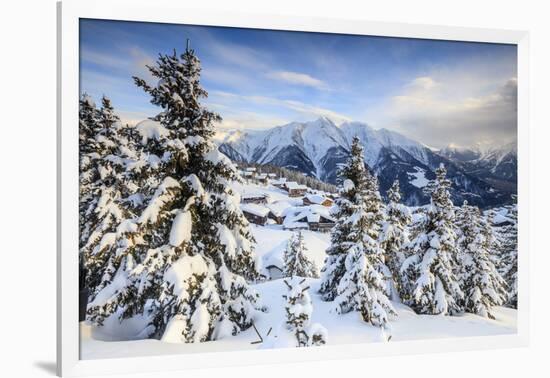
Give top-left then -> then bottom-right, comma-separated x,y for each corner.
81,278 -> 516,359
80,217 -> 517,360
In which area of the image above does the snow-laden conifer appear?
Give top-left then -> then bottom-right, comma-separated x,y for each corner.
402,164 -> 463,315
456,202 -> 507,318
283,277 -> 327,347
283,231 -> 319,278
88,43 -> 261,342
283,277 -> 313,347
79,94 -> 101,246
379,180 -> 411,301
319,137 -> 395,327
335,246 -> 396,326
494,201 -> 518,308
80,97 -> 132,294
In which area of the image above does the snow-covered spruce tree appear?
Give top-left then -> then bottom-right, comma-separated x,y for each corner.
319,136 -> 368,300
496,201 -> 518,308
88,44 -> 261,342
402,164 -> 463,315
282,277 -> 327,347
79,94 -> 101,247
484,208 -> 506,274
336,246 -> 396,326
115,123 -> 148,206
379,180 -> 411,301
283,231 -> 319,278
80,96 -> 132,295
319,137 -> 395,327
456,202 -> 507,319
283,277 -> 313,347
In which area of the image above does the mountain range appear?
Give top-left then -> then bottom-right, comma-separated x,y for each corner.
215,117 -> 517,208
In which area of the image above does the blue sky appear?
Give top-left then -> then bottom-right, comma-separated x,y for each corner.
80,19 -> 517,148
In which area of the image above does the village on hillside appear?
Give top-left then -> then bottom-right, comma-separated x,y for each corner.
237,166 -> 335,230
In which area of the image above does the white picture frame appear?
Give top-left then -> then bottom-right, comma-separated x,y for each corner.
57,0 -> 530,376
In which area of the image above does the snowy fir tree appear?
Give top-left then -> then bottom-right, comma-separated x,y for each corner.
319,137 -> 395,327
87,43 -> 261,343
379,180 -> 412,301
402,164 -> 463,315
283,277 -> 312,347
319,136 -> 369,300
79,94 -> 101,247
78,95 -> 144,294
336,246 -> 396,326
283,231 -> 319,278
282,277 -> 327,347
455,202 -> 507,318
494,201 -> 518,308
80,96 -> 133,295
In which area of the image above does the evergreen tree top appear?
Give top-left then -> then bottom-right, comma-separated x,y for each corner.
132,43 -> 220,140
387,180 -> 401,204
427,164 -> 454,214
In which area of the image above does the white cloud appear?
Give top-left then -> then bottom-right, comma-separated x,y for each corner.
80,49 -> 128,69
209,90 -> 351,126
267,70 -> 329,90
381,76 -> 517,148
199,36 -> 270,71
409,76 -> 437,91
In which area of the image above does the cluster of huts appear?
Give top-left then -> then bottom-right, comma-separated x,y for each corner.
240,190 -> 336,233
239,168 -> 309,197
237,166 -> 338,232
239,167 -> 277,185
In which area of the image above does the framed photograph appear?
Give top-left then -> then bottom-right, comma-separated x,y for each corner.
57,0 -> 529,376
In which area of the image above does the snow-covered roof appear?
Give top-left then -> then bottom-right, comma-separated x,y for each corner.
304,194 -> 330,204
266,201 -> 293,217
245,167 -> 256,172
240,203 -> 270,217
272,177 -> 287,185
285,181 -> 308,190
262,248 -> 285,270
257,173 -> 268,179
242,193 -> 267,199
283,205 -> 335,228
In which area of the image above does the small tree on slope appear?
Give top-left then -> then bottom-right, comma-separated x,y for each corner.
88,44 -> 260,342
284,231 -> 319,278
379,180 -> 411,301
402,164 -> 463,315
319,137 -> 395,327
283,277 -> 327,347
456,202 -> 507,319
